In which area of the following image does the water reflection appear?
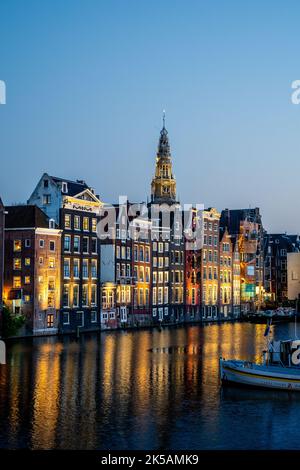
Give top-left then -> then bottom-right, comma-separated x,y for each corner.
0,323 -> 300,449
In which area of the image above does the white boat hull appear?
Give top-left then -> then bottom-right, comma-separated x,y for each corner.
220,359 -> 300,391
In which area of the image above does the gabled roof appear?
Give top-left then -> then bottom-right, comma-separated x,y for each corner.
5,205 -> 51,229
220,208 -> 262,234
49,175 -> 89,197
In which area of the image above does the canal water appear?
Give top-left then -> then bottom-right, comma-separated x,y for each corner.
0,322 -> 300,450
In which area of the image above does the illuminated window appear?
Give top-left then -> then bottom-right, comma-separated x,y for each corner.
13,258 -> 21,270
13,276 -> 21,288
74,215 -> 80,230
145,288 -> 149,306
47,314 -> 54,328
65,214 -> 71,229
13,240 -> 21,252
49,257 -> 55,268
82,285 -> 88,306
152,287 -> 157,305
153,242 -> 157,251
92,218 -> 97,232
24,276 -> 30,285
83,217 -> 89,231
24,295 -> 31,302
158,243 -> 163,253
25,258 -> 31,266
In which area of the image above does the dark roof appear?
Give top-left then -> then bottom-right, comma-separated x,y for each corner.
5,205 -> 50,229
220,208 -> 262,234
50,175 -> 89,197
0,197 -> 4,211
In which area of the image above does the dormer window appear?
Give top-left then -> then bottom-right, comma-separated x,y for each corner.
62,182 -> 68,194
44,179 -> 49,188
49,219 -> 55,229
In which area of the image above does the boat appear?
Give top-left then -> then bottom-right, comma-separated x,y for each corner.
245,308 -> 296,324
220,322 -> 300,391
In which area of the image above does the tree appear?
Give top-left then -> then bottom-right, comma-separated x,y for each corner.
1,305 -> 25,338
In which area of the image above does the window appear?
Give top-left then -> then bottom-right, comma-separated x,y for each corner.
64,259 -> 70,278
92,218 -> 97,232
49,240 -> 55,251
24,295 -> 31,302
74,215 -> 80,230
62,182 -> 68,193
91,259 -> 97,278
139,288 -> 144,306
63,312 -> 70,325
121,246 -> 126,259
152,308 -> 157,317
83,217 -> 89,231
127,247 -> 131,260
13,258 -> 21,270
13,240 -> 21,252
247,265 -> 255,276
63,285 -> 69,307
73,259 -> 80,278
82,237 -> 89,253
39,239 -> 44,248
159,257 -> 164,268
126,264 -> 131,278
82,285 -> 88,306
77,311 -> 84,327
145,288 -> 149,306
49,219 -> 55,229
73,284 -> 79,306
74,236 -> 80,253
191,288 -> 196,305
91,238 -> 97,253
64,235 -> 71,252
43,194 -> 51,205
25,239 -> 31,248
91,285 -> 97,306
164,287 -> 168,303
65,214 -> 71,229
49,257 -> 55,268
152,287 -> 157,305
145,247 -> 150,262
153,257 -> 157,267
153,242 -> 157,251
13,276 -> 21,288
24,257 -> 31,266
145,267 -> 150,283
165,257 -> 169,267
158,242 -> 163,253
82,259 -> 89,278
158,287 -> 163,304
91,311 -> 97,323
24,276 -> 30,285
44,179 -> 49,188
47,314 -> 54,328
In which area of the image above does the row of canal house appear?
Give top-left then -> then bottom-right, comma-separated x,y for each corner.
0,121 -> 265,336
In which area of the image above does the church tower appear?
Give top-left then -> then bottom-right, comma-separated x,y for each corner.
151,114 -> 177,204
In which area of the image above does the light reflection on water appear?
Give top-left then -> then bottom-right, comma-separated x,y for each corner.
0,322 -> 300,450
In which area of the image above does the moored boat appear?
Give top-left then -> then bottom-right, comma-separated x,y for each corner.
220,324 -> 300,391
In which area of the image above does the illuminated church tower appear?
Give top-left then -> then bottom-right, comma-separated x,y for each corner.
151,114 -> 177,204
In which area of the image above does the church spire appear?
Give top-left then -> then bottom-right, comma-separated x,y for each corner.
151,114 -> 177,204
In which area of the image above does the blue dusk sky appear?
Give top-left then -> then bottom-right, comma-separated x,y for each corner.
1,0 -> 300,232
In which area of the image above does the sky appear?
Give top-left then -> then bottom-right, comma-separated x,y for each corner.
1,0 -> 300,232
